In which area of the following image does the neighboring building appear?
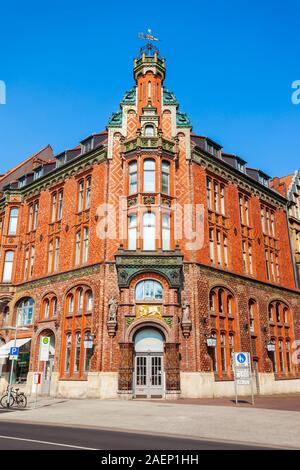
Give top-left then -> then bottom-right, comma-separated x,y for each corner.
0,46 -> 300,399
271,171 -> 300,287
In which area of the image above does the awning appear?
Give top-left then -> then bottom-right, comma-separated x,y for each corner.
0,338 -> 31,359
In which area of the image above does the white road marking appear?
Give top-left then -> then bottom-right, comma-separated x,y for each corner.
0,435 -> 98,450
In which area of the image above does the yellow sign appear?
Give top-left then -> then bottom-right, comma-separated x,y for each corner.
136,304 -> 163,319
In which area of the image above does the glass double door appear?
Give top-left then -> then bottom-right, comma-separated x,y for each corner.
134,353 -> 164,398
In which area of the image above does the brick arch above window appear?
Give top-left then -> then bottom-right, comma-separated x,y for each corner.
40,293 -> 58,321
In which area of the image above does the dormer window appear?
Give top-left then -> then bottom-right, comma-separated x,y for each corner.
83,138 -> 93,154
19,177 -> 26,188
34,167 -> 43,180
144,125 -> 155,137
237,161 -> 245,173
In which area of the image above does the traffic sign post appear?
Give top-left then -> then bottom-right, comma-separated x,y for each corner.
232,352 -> 255,406
9,346 -> 19,360
32,372 -> 42,408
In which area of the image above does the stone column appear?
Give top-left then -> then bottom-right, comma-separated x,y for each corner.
165,342 -> 181,399
118,342 -> 134,399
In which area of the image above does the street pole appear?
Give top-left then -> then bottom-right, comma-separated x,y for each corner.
7,326 -> 17,408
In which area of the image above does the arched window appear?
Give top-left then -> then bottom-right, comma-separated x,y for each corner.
77,288 -> 84,313
135,280 -> 163,301
62,286 -> 94,378
86,290 -> 93,312
2,251 -> 14,282
162,161 -> 170,194
268,301 -> 294,377
52,297 -> 58,316
144,125 -> 155,137
68,294 -> 74,314
143,212 -> 156,250
129,161 -> 137,194
208,287 -> 236,378
17,298 -> 34,326
143,159 -> 155,192
44,300 -> 50,319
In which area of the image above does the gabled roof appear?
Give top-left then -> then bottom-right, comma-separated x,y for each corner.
0,145 -> 54,191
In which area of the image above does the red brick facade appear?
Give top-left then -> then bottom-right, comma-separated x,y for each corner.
0,48 -> 299,398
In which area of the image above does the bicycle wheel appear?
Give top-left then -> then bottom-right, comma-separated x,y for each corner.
0,394 -> 14,408
16,394 -> 27,409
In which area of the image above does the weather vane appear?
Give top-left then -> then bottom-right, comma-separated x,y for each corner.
138,29 -> 160,56
138,29 -> 159,42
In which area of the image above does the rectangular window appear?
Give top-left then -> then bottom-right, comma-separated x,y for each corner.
54,238 -> 60,271
48,241 -> 53,273
2,251 -> 14,282
265,250 -> 270,280
209,228 -> 215,263
33,202 -> 39,230
216,230 -> 222,265
220,334 -> 226,373
86,178 -> 91,210
83,228 -> 89,263
58,191 -> 63,220
51,193 -> 57,223
29,245 -> 35,278
162,161 -> 170,195
24,249 -> 29,280
220,185 -> 225,215
214,182 -> 219,213
28,204 -> 33,232
207,178 -> 212,210
162,214 -> 171,250
129,162 -> 137,195
8,208 -> 19,235
144,160 -> 156,192
223,234 -> 228,267
143,212 -> 156,250
75,231 -> 81,265
78,181 -> 84,212
128,214 -> 137,250
74,333 -> 81,374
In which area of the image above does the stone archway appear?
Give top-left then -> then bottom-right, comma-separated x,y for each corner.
118,319 -> 180,399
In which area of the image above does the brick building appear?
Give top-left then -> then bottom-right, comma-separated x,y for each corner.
271,171 -> 300,288
0,46 -> 300,399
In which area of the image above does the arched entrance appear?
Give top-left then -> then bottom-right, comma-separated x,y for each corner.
133,328 -> 165,398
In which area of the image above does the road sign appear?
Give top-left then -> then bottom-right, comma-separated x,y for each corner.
232,352 -> 255,405
33,372 -> 42,385
234,352 -> 249,367
9,346 -> 19,359
40,336 -> 50,361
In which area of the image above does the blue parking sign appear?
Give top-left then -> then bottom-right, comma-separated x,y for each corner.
9,346 -> 19,359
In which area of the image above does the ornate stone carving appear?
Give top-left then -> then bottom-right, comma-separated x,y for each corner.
143,196 -> 155,205
136,304 -> 163,319
107,298 -> 118,337
115,249 -> 183,289
181,301 -> 192,338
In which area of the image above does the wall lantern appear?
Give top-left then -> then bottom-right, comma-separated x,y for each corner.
267,339 -> 276,352
206,335 -> 217,347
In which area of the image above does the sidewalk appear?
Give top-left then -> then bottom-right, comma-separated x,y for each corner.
0,397 -> 300,449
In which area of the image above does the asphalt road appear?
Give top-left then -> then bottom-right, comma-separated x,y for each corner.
0,421 -> 270,450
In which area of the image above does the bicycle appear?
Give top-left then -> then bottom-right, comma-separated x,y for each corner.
0,386 -> 27,409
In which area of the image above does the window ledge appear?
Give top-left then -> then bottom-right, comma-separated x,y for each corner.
59,376 -> 88,382
274,374 -> 298,381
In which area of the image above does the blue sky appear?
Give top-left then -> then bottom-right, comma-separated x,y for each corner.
0,0 -> 299,177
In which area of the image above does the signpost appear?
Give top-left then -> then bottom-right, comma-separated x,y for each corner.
9,346 -> 19,360
232,352 -> 255,405
32,372 -> 42,408
40,336 -> 50,361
